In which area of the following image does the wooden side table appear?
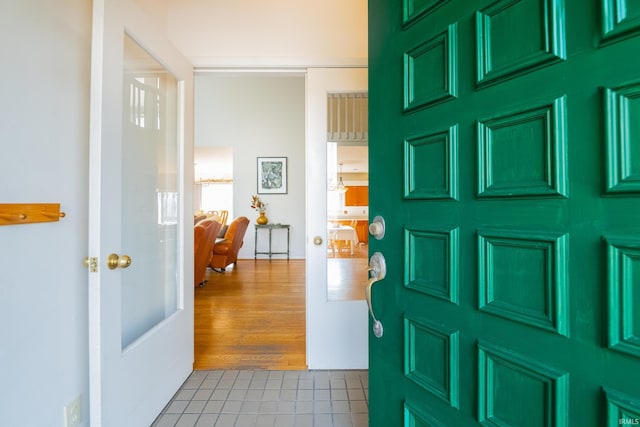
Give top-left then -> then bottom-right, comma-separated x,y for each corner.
254,224 -> 290,259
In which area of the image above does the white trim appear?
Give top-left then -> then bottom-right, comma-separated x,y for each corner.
190,57 -> 368,69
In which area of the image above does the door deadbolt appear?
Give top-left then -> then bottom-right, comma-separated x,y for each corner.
369,216 -> 386,240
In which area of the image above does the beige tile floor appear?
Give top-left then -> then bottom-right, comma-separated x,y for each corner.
152,370 -> 368,427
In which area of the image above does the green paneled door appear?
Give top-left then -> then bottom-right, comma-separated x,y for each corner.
368,0 -> 640,425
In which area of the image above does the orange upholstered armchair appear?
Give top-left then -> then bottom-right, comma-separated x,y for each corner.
210,216 -> 250,271
194,219 -> 221,287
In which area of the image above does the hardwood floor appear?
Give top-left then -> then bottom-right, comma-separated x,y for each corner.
327,243 -> 369,301
194,259 -> 307,371
327,257 -> 368,301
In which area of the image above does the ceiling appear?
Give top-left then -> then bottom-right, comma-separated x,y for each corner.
338,145 -> 368,174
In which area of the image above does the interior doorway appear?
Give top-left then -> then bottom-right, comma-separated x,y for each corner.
192,72 -> 306,369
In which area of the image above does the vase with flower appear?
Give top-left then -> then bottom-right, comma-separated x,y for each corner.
251,195 -> 269,225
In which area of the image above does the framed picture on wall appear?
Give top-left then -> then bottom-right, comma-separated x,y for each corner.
257,157 -> 287,194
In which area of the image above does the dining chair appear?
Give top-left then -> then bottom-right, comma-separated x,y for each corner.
207,210 -> 229,226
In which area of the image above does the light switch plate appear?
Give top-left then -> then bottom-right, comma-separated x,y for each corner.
64,395 -> 81,427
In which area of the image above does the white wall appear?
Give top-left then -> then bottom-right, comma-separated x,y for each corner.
195,73 -> 306,259
0,1 -> 92,425
167,0 -> 368,68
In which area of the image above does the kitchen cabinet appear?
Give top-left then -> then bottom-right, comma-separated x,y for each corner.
345,186 -> 368,206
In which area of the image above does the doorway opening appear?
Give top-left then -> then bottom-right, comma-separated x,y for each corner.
192,72 -> 306,370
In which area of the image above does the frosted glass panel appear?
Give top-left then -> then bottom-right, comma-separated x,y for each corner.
121,34 -> 179,348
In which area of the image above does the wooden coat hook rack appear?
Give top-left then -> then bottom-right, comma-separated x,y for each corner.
0,203 -> 66,226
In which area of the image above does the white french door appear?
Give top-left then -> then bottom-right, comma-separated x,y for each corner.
87,0 -> 194,425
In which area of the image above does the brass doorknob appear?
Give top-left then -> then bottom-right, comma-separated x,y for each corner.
106,253 -> 132,270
